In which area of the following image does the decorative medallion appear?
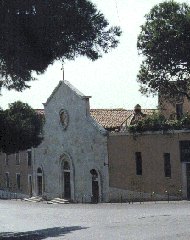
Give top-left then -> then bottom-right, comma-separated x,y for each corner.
60,109 -> 69,130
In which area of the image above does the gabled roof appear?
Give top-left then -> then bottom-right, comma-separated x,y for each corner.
44,81 -> 91,106
90,109 -> 133,129
39,80 -> 156,130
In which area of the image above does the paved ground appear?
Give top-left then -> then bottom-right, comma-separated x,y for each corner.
0,200 -> 190,240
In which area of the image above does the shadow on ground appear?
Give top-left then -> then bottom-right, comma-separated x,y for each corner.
0,226 -> 87,239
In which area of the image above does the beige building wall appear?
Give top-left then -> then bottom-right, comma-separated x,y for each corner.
0,150 -> 33,196
108,131 -> 190,200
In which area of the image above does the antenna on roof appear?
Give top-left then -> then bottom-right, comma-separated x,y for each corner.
61,61 -> 64,81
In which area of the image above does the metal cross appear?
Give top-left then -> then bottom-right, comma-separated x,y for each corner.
61,62 -> 64,81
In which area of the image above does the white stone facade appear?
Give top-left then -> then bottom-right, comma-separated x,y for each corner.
32,81 -> 109,202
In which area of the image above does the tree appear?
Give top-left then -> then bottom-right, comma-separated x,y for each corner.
0,101 -> 44,154
0,0 -> 121,91
137,1 -> 190,99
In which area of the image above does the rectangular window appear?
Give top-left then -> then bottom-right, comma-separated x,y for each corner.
27,150 -> 32,167
15,152 -> 20,165
5,172 -> 10,188
5,154 -> 10,165
16,173 -> 21,190
176,103 -> 183,120
135,152 -> 142,175
164,153 -> 171,178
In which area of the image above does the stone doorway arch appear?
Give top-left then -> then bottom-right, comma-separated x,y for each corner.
63,161 -> 71,199
60,153 -> 74,201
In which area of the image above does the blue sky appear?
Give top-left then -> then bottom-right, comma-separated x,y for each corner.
1,0 -> 188,110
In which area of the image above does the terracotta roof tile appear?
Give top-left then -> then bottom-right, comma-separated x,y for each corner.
90,109 -> 156,129
90,109 -> 132,129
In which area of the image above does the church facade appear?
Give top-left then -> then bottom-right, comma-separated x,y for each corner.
32,81 -> 109,202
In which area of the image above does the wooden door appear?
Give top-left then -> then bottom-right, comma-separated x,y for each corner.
37,176 -> 42,195
64,172 -> 71,199
92,180 -> 99,203
28,176 -> 32,197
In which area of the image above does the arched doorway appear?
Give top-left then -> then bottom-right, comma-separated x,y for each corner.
60,153 -> 74,201
63,161 -> 71,199
61,160 -> 71,200
37,167 -> 43,196
90,169 -> 100,203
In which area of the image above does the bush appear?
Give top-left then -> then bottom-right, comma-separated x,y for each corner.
127,112 -> 190,133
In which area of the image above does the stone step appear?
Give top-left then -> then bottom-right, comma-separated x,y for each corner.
30,196 -> 40,200
47,198 -> 70,204
23,197 -> 43,202
53,198 -> 69,202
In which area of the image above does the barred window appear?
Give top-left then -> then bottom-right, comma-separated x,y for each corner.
5,172 -> 10,188
164,153 -> 171,178
176,103 -> 183,120
135,152 -> 142,175
16,173 -> 21,190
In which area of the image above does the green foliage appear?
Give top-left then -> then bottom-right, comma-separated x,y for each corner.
137,1 -> 190,99
0,101 -> 44,154
0,0 -> 121,91
128,112 -> 166,133
181,112 -> 190,128
127,111 -> 190,133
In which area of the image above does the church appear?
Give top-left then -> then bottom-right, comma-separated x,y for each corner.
32,80 -> 109,203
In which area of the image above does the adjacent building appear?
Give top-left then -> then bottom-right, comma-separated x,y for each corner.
108,130 -> 190,201
0,150 -> 33,196
108,93 -> 190,201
